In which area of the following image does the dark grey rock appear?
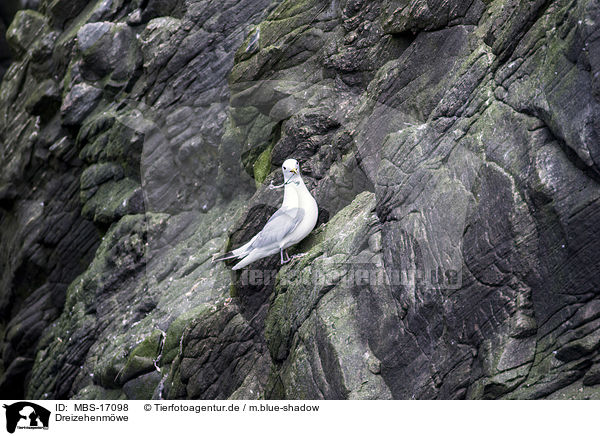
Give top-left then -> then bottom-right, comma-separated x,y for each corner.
24,79 -> 60,119
0,20 -> 11,80
77,22 -> 141,87
1,0 -> 600,402
583,362 -> 600,386
60,83 -> 102,126
5,9 -> 49,59
381,0 -> 485,33
123,371 -> 162,400
42,0 -> 91,28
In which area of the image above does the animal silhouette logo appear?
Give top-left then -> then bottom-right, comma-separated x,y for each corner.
2,402 -> 50,433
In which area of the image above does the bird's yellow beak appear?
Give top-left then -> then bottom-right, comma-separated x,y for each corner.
291,168 -> 298,174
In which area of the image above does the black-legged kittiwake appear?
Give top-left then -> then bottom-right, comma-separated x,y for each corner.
213,158 -> 318,270
245,27 -> 260,53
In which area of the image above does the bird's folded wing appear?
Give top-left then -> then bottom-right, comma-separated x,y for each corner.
249,207 -> 305,250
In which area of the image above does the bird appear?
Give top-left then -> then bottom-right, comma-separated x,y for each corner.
213,158 -> 318,270
245,27 -> 260,54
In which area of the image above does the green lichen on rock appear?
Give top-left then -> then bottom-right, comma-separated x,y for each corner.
80,178 -> 141,225
161,306 -> 209,365
253,144 -> 273,186
6,10 -> 50,59
237,111 -> 280,179
3,0 -> 600,402
117,330 -> 163,385
264,192 -> 391,399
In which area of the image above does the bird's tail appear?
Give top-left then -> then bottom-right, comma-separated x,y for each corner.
212,251 -> 238,263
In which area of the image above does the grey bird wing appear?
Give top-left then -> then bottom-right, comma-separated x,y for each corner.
248,207 -> 305,250
245,28 -> 260,53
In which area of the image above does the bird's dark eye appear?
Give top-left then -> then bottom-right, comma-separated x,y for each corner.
283,166 -> 287,170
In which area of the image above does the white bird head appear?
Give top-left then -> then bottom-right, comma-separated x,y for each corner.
282,158 -> 301,182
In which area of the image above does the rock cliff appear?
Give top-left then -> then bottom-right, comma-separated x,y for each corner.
1,0 -> 600,399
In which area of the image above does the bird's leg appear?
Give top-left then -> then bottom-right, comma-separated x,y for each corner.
280,248 -> 291,264
290,252 -> 307,260
279,248 -> 292,264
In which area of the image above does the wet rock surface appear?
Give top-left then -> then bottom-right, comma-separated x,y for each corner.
0,0 -> 599,399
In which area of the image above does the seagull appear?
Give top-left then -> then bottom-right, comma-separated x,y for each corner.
213,158 -> 318,270
245,27 -> 260,53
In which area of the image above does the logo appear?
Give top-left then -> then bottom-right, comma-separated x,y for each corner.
3,402 -> 50,433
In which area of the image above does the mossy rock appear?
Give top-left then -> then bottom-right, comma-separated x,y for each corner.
161,307 -> 209,365
253,144 -> 274,186
6,10 -> 50,59
117,330 -> 163,385
123,371 -> 162,400
72,384 -> 126,400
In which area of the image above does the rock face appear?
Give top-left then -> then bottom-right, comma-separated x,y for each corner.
1,0 -> 600,400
